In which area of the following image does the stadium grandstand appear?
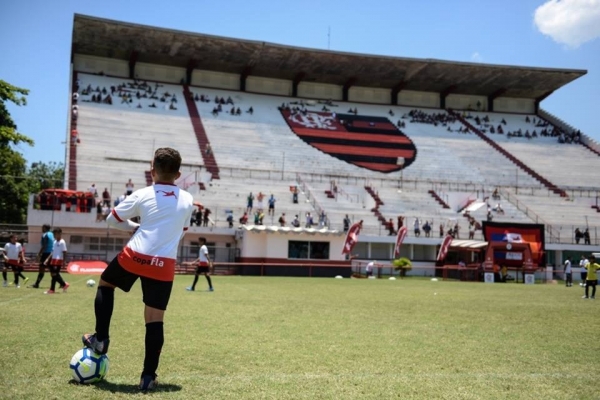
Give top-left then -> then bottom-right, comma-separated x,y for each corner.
25,14 -> 600,277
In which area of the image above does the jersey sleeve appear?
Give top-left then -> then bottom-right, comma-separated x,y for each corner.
111,191 -> 140,222
60,240 -> 68,253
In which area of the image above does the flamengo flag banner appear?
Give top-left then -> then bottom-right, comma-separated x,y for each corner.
67,261 -> 108,275
436,235 -> 453,261
394,226 -> 408,257
342,221 -> 363,255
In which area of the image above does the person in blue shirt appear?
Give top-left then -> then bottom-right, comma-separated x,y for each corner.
33,224 -> 54,288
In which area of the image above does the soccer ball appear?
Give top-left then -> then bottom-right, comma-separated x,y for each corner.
69,348 -> 109,384
86,279 -> 96,287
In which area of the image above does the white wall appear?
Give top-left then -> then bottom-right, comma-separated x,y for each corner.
246,76 -> 293,96
191,70 -> 240,90
446,94 -> 487,111
349,86 -> 391,104
240,230 -> 346,260
135,62 -> 186,84
397,90 -> 440,108
297,82 -> 343,100
494,97 -> 536,114
73,54 -> 129,77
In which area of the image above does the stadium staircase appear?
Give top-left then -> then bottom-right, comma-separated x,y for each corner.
364,186 -> 387,228
449,109 -> 568,198
537,108 -> 600,157
428,190 -> 451,209
68,72 -> 79,190
183,86 -> 220,179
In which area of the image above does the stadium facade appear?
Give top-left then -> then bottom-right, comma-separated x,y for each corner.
26,14 -> 600,278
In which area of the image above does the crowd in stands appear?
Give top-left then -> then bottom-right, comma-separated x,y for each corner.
403,109 -> 458,127
574,228 -> 591,245
208,95 -> 253,116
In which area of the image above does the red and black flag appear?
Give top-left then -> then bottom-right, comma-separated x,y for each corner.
282,110 -> 417,173
342,221 -> 363,255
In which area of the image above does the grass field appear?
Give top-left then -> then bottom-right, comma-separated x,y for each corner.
0,274 -> 596,399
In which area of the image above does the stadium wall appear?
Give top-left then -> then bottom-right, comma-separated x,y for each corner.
73,54 -> 129,77
240,230 -> 346,261
493,97 -> 535,114
246,76 -> 293,96
446,94 -> 488,111
397,90 -> 440,108
135,62 -> 186,84
349,86 -> 391,104
297,82 -> 343,100
191,70 -> 240,90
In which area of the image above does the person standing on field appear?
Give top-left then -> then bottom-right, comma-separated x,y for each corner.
185,237 -> 213,292
579,255 -> 589,287
582,255 -> 600,299
33,224 -> 54,288
564,257 -> 572,287
2,234 -> 28,288
81,148 -> 194,391
43,228 -> 69,294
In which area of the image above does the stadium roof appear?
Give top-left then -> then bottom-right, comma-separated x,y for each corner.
72,14 -> 586,99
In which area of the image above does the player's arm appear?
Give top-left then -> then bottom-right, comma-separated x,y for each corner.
19,246 -> 26,263
183,257 -> 200,266
1,247 -> 7,261
106,194 -> 140,232
44,253 -> 52,265
37,237 -> 46,258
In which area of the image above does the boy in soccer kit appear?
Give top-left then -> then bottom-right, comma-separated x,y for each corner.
185,237 -> 213,292
82,148 -> 194,391
33,224 -> 54,288
582,255 -> 600,299
43,228 -> 69,294
2,234 -> 28,287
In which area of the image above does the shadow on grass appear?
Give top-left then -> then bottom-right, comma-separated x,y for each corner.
68,379 -> 182,394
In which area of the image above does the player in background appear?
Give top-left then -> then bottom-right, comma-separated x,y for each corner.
81,148 -> 194,391
2,234 -> 28,288
43,228 -> 69,294
582,255 -> 600,299
579,255 -> 589,288
33,224 -> 54,288
185,237 -> 214,292
365,260 -> 375,278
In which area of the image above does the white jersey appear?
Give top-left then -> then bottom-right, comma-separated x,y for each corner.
3,242 -> 23,263
199,245 -> 209,263
50,239 -> 67,261
564,260 -> 572,274
109,183 -> 194,281
366,261 -> 374,272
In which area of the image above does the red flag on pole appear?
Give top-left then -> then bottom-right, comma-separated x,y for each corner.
394,226 -> 408,258
342,221 -> 363,255
436,235 -> 453,262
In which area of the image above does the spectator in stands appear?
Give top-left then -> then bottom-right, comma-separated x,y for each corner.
343,215 -> 351,232
423,221 -> 431,238
413,218 -> 421,237
102,188 -> 111,207
584,228 -> 591,245
319,210 -> 327,227
387,218 -> 395,236
292,187 -> 299,204
205,144 -> 212,156
256,192 -> 265,211
239,212 -> 249,225
169,103 -> 177,110
292,215 -> 301,228
305,212 -> 314,228
468,221 -> 475,240
96,202 -> 104,222
439,223 -> 444,238
202,208 -> 211,227
397,216 -> 404,231
236,107 -> 241,115
226,96 -> 234,105
88,183 -> 97,201
453,223 -> 460,239
149,102 -> 157,108
487,211 -> 493,222
247,106 -> 254,115
245,193 -> 256,213
268,194 -> 276,216
575,228 -> 583,244
226,213 -> 234,228
278,213 -> 286,227
125,179 -> 134,196
73,92 -> 79,103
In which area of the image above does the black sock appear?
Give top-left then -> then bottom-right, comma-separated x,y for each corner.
142,322 -> 164,378
35,271 -> 45,286
50,275 -> 57,291
2,271 -> 7,281
95,286 -> 115,341
585,285 -> 589,297
205,274 -> 213,289
191,275 -> 199,290
55,273 -> 66,288
13,272 -> 19,285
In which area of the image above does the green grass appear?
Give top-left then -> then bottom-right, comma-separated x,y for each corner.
0,274 -> 596,399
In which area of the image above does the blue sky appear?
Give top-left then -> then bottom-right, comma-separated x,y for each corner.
1,0 -> 599,165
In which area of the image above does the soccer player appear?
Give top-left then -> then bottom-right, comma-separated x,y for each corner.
582,255 -> 600,299
579,255 -> 589,287
185,237 -> 214,292
2,234 -> 28,288
43,228 -> 69,294
564,257 -> 572,287
33,224 -> 54,288
81,148 -> 194,391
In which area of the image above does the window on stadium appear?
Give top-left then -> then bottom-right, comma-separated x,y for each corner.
84,236 -> 126,252
288,241 -> 330,259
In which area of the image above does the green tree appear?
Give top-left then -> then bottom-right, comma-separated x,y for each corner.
0,80 -> 34,224
27,161 -> 64,192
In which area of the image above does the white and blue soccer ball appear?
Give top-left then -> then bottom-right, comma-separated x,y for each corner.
70,348 -> 109,384
86,279 -> 96,287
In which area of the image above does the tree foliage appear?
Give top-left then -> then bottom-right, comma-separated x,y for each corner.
0,80 -> 35,223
